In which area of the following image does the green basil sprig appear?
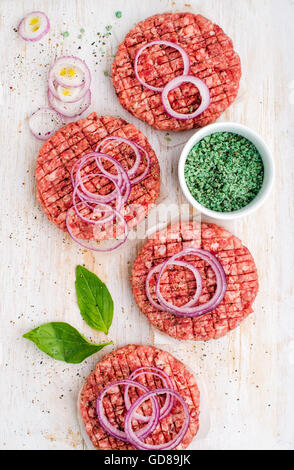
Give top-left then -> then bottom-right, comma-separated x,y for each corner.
23,322 -> 112,364
75,265 -> 114,334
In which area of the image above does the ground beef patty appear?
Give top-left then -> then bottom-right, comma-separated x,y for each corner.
35,113 -> 160,240
79,344 -> 200,450
112,12 -> 241,131
131,221 -> 258,341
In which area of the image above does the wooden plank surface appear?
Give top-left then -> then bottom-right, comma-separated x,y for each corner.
0,0 -> 293,450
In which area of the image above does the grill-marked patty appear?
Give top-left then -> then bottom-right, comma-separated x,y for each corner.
112,12 -> 241,131
131,222 -> 258,341
79,344 -> 200,450
35,113 -> 160,240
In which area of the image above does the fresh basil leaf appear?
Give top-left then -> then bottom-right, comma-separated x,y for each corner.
75,265 -> 114,334
23,322 -> 112,364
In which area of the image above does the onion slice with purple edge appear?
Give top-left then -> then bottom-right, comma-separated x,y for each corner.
72,196 -> 116,226
129,143 -> 151,185
72,152 -> 131,205
66,133 -> 150,251
18,11 -> 50,42
146,260 -> 203,312
152,248 -> 227,317
76,172 -> 123,207
48,56 -> 91,94
48,89 -> 91,118
96,138 -> 151,185
134,41 -> 190,93
96,379 -> 160,442
124,367 -> 175,422
73,173 -> 123,215
124,388 -> 190,450
54,83 -> 88,104
96,137 -> 142,178
66,203 -> 129,252
162,75 -> 210,120
29,107 -> 63,140
95,154 -> 131,205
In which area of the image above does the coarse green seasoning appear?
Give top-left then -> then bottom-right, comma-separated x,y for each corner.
184,132 -> 264,212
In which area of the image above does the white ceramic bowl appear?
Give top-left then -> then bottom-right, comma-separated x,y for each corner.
178,122 -> 275,220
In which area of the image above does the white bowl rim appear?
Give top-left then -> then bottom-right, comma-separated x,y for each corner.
178,122 -> 275,220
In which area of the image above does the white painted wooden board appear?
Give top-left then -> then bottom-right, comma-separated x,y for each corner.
0,0 -> 294,450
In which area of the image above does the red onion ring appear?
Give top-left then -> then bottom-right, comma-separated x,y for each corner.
72,196 -> 116,226
67,133 -> 149,251
96,379 -> 160,442
66,203 -> 129,252
124,388 -> 190,450
134,41 -> 190,92
130,143 -> 151,185
96,137 -> 142,179
73,174 -> 123,224
94,155 -> 130,203
161,75 -> 210,120
73,153 -> 127,194
54,83 -> 88,104
146,260 -> 203,312
125,367 -> 175,422
96,138 -> 151,185
48,56 -> 91,97
68,153 -> 130,251
48,89 -> 91,118
18,11 -> 50,42
28,107 -> 63,141
76,172 -> 123,207
152,249 -> 227,317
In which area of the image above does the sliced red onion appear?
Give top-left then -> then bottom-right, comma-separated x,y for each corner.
146,260 -> 203,312
18,11 -> 50,42
96,138 -> 151,185
29,107 -> 63,140
55,83 -> 88,104
76,172 -> 122,207
67,135 -> 147,252
96,137 -> 142,179
48,89 -> 91,118
95,154 -> 124,189
75,152 -> 124,189
161,75 -> 210,120
72,198 -> 116,226
71,153 -> 102,188
95,154 -> 131,203
125,388 -> 190,450
68,152 -> 130,252
73,152 -> 131,206
153,249 -> 227,318
66,204 -> 129,252
125,367 -> 175,422
96,379 -> 160,442
134,41 -> 190,92
130,143 -> 151,185
49,56 -> 91,93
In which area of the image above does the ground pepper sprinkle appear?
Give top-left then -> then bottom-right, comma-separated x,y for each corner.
184,132 -> 264,212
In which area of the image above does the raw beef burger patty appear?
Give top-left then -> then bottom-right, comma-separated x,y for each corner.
35,113 -> 160,240
131,222 -> 258,341
112,12 -> 241,131
80,344 -> 200,450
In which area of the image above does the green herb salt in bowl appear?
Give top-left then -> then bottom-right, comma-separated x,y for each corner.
178,123 -> 274,220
